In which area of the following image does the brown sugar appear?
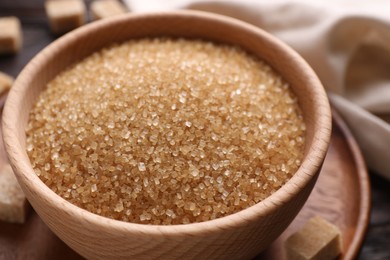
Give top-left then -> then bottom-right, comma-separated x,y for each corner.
45,0 -> 86,34
0,71 -> 13,95
0,17 -> 22,55
26,38 -> 306,225
285,216 -> 342,260
91,0 -> 128,20
0,165 -> 30,223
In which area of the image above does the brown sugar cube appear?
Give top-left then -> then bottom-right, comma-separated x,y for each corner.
91,0 -> 128,20
285,216 -> 342,260
0,165 -> 30,223
0,17 -> 22,55
0,71 -> 14,96
45,0 -> 86,34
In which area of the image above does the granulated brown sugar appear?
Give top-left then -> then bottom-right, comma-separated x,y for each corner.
26,38 -> 306,225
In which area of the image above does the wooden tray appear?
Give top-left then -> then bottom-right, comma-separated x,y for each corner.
0,108 -> 370,259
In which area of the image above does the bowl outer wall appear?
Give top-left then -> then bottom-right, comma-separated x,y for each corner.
2,11 -> 332,260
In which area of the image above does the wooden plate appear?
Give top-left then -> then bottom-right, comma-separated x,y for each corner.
0,107 -> 370,259
258,109 -> 371,260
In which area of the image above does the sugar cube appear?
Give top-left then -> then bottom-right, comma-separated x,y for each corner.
0,71 -> 14,96
91,0 -> 128,20
45,0 -> 86,34
0,17 -> 22,55
0,165 -> 30,224
285,216 -> 342,260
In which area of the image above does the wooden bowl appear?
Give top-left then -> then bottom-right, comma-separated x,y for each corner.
2,11 -> 331,260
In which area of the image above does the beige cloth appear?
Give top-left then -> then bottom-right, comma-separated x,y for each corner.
124,0 -> 390,180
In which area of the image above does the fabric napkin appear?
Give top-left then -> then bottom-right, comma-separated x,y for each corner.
123,0 -> 390,180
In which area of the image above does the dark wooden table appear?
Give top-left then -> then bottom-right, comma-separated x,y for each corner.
1,1 -> 389,259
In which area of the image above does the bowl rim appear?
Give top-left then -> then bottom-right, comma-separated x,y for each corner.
2,10 -> 332,236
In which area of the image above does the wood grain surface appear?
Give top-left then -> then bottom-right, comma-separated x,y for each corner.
0,1 -> 388,259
